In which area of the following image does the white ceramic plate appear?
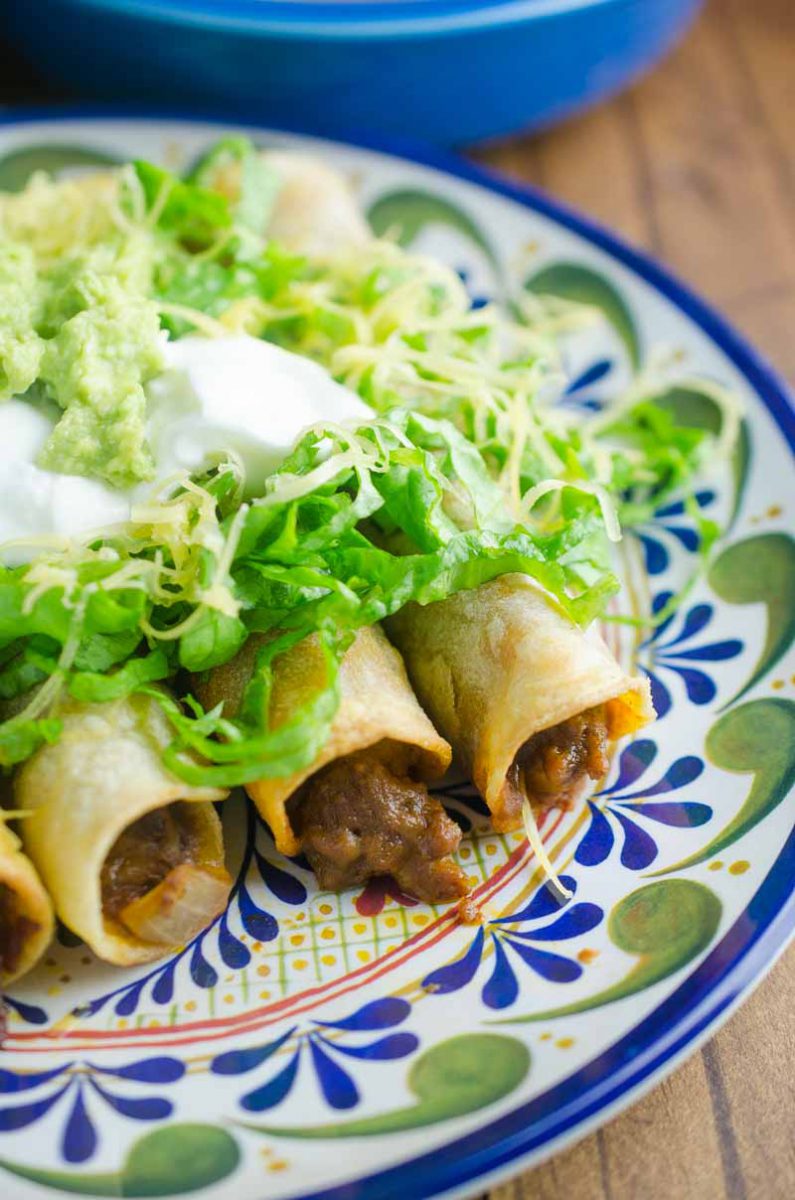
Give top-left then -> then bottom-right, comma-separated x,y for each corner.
0,112 -> 793,1200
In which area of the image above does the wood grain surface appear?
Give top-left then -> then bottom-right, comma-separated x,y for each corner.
1,1 -> 793,1195
473,1 -> 795,1197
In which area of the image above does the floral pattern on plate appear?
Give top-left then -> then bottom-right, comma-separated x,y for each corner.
0,115 -> 792,1200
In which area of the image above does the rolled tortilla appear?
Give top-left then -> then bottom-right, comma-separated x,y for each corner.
195,626 -> 467,902
0,819 -> 54,986
204,148 -> 369,256
254,168 -> 654,828
261,152 -> 370,256
13,692 -> 230,966
387,575 -> 654,831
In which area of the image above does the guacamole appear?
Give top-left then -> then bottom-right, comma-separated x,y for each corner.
0,175 -> 164,488
0,242 -> 44,400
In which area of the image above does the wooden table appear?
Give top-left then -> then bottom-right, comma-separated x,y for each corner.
2,0 -> 793,1195
473,1 -> 795,1196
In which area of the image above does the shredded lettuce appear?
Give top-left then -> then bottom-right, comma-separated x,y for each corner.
0,412 -> 618,777
0,140 -> 740,780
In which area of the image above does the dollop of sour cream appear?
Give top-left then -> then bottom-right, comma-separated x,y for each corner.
147,336 -> 370,495
0,335 -> 371,561
0,400 -> 132,556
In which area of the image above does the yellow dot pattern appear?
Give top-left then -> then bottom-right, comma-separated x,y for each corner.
43,810 -> 520,1031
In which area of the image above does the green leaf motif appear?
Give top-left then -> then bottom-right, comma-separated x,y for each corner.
656,386 -> 751,528
525,261 -> 641,368
653,698 -> 795,875
0,1124 -> 240,1196
0,145 -> 120,192
495,880 -> 721,1024
708,532 -> 795,706
240,1033 -> 530,1138
367,189 -> 502,282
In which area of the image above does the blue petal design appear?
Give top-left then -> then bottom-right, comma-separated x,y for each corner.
217,911 -> 251,970
654,753 -> 705,792
574,803 -> 615,867
482,936 -> 519,1010
618,800 -> 712,827
658,603 -> 713,650
211,1028 -> 295,1076
638,533 -> 669,576
88,1057 -> 185,1084
238,883 -> 279,943
0,1064 -> 71,1094
641,667 -> 672,719
502,936 -> 583,984
114,978 -> 148,1018
2,996 -> 48,1025
314,1032 -> 419,1061
666,525 -> 700,552
566,358 -> 613,392
318,997 -> 410,1032
189,938 -> 218,989
62,1084 -> 96,1164
613,810 -> 659,870
309,1039 -> 359,1110
0,1082 -> 72,1131
610,754 -> 703,801
572,396 -> 604,412
654,490 -> 715,519
665,639 -> 743,663
668,664 -> 716,705
497,875 -> 577,924
151,959 -> 178,1006
422,927 -> 485,994
240,1049 -> 301,1112
598,739 -> 657,795
256,850 -> 308,905
508,902 -> 603,942
640,591 -> 676,648
87,1079 -> 171,1121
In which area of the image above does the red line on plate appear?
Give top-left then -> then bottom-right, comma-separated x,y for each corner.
5,813 -> 562,1053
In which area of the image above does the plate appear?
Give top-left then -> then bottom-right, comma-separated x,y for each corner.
0,111 -> 793,1200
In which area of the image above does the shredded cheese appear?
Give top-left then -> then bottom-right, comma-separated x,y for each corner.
521,799 -> 573,902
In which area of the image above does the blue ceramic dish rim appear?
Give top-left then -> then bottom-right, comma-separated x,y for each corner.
42,0 -> 654,39
0,105 -> 792,1200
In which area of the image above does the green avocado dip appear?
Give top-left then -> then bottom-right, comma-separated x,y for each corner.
0,180 -> 163,488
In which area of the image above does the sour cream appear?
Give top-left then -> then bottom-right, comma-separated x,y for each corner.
0,400 -> 131,557
0,335 -> 370,561
147,335 -> 369,497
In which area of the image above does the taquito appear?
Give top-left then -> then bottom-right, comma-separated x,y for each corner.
261,151 -> 370,256
257,158 -> 654,829
0,819 -> 54,985
14,692 -> 231,966
201,159 -> 465,901
195,626 -> 468,902
388,575 -> 653,831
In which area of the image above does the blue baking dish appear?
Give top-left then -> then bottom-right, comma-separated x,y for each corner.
6,0 -> 705,144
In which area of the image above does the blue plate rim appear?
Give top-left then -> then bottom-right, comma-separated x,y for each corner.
43,0 -> 645,40
0,104 -> 792,1200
